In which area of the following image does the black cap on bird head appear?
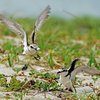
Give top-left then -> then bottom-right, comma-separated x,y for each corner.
57,68 -> 68,74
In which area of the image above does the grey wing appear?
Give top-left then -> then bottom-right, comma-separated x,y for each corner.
31,5 -> 51,43
71,65 -> 100,82
0,14 -> 28,47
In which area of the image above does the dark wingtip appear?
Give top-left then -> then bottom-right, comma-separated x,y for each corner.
74,58 -> 80,62
71,58 -> 80,67
68,58 -> 80,75
46,5 -> 51,10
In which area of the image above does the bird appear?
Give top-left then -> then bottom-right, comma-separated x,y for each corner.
0,5 -> 51,60
57,59 -> 79,92
57,58 -> 100,92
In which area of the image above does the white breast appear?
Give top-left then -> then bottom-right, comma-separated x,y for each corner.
60,75 -> 71,87
23,46 -> 36,55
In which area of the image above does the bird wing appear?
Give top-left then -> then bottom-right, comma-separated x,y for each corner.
71,65 -> 100,82
0,14 -> 28,47
31,5 -> 51,43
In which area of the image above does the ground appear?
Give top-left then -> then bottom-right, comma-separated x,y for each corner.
0,17 -> 100,99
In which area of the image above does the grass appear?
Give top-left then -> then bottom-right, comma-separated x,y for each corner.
1,16 -> 100,68
0,16 -> 100,99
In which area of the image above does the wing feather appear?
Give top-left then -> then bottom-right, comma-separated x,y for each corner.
31,5 -> 51,43
0,14 -> 28,47
71,65 -> 100,82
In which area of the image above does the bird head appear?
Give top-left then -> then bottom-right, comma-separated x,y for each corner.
29,44 -> 40,51
57,68 -> 68,77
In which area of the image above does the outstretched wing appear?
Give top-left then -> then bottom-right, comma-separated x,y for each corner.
0,14 -> 28,47
31,5 -> 51,43
71,65 -> 100,82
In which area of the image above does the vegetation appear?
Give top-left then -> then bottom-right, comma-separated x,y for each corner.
0,16 -> 100,99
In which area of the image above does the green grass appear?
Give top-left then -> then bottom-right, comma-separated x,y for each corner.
0,16 -> 100,68
0,16 -> 100,99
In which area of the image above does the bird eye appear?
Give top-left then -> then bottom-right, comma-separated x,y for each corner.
63,70 -> 67,72
30,46 -> 33,48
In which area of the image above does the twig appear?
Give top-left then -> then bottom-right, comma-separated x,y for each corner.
19,80 -> 29,92
52,57 -> 62,67
59,8 -> 85,26
30,90 -> 46,99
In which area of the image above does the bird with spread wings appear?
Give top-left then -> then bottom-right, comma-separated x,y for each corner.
0,5 -> 51,60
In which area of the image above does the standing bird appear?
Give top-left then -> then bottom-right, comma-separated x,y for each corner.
57,58 -> 100,92
0,5 -> 51,60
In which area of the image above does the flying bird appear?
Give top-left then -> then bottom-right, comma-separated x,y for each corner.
0,5 -> 51,60
57,58 -> 100,92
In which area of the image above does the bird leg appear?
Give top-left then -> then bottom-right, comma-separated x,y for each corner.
34,56 -> 39,60
33,53 -> 40,60
37,53 -> 40,59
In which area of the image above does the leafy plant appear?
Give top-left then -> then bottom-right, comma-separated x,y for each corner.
88,45 -> 97,67
92,77 -> 98,83
71,94 -> 78,99
13,69 -> 22,74
97,64 -> 100,70
77,80 -> 83,86
2,42 -> 22,67
0,74 -> 5,79
1,16 -> 100,99
8,53 -> 12,67
48,51 -> 54,69
74,77 -> 79,84
14,90 -> 25,100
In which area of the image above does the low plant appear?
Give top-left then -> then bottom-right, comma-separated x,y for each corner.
77,80 -> 83,86
74,77 -> 79,84
13,69 -> 22,74
92,77 -> 98,83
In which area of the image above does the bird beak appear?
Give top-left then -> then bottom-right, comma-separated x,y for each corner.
57,71 -> 61,74
37,47 -> 40,50
35,47 -> 40,51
